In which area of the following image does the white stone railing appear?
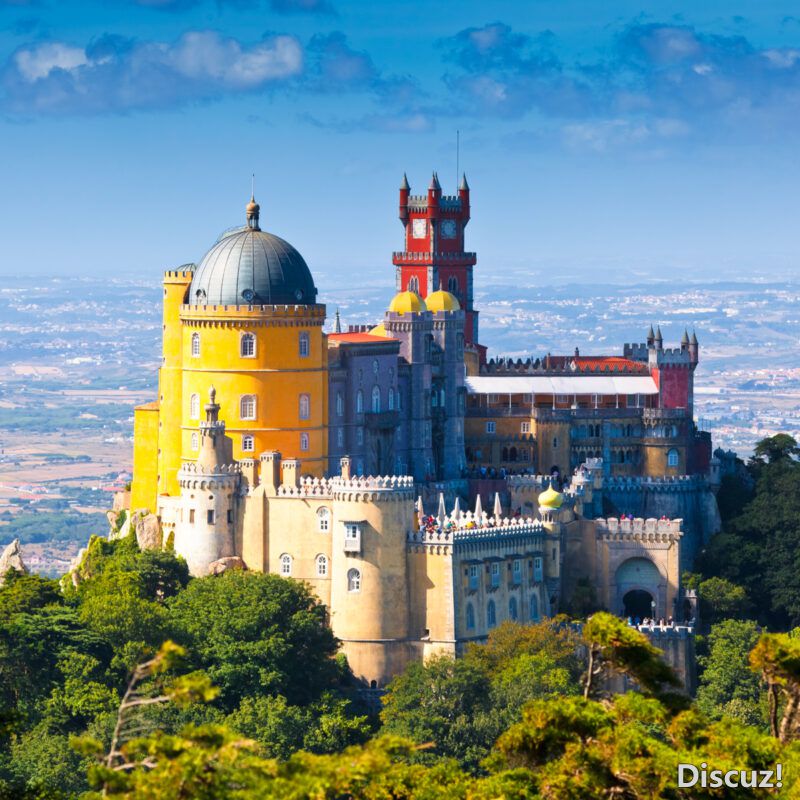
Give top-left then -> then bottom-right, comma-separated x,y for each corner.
595,517 -> 683,537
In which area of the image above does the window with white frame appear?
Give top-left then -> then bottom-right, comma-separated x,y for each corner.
191,332 -> 200,358
491,562 -> 500,587
299,331 -> 310,357
190,393 -> 200,419
336,392 -> 344,416
356,390 -> 364,413
344,523 -> 361,552
521,421 -> 530,434
280,553 -> 292,576
533,557 -> 543,581
240,333 -> 256,358
347,567 -> 361,592
191,432 -> 198,450
468,564 -> 479,590
317,507 -> 330,532
240,395 -> 256,420
486,421 -> 496,434
300,433 -> 309,451
667,448 -> 679,467
315,554 -> 328,577
513,559 -> 521,582
242,434 -> 254,452
407,275 -> 419,293
299,393 -> 310,420
371,386 -> 381,413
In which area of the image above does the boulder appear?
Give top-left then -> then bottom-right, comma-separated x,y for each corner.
64,547 -> 87,589
135,513 -> 162,551
0,539 -> 27,586
208,556 -> 246,575
108,510 -> 132,541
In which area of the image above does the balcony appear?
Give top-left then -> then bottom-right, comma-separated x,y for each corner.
364,410 -> 400,430
531,407 -> 645,422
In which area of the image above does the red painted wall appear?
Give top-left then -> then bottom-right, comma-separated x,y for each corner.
653,367 -> 690,409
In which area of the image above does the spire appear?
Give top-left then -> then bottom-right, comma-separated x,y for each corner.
691,330 -> 698,345
246,190 -> 260,231
474,493 -> 483,518
655,325 -> 663,342
334,308 -> 342,334
437,492 -> 447,523
648,324 -> 655,339
429,171 -> 441,191
459,173 -> 469,191
493,491 -> 503,520
681,328 -> 690,346
452,496 -> 462,521
205,385 -> 220,423
400,172 -> 410,191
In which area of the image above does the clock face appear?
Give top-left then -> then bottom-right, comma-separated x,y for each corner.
412,218 -> 427,239
441,219 -> 457,239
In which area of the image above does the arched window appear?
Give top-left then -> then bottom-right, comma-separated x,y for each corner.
300,433 -> 309,451
240,333 -> 256,358
408,275 -> 419,293
190,432 -> 198,450
299,393 -> 310,420
347,568 -> 361,593
279,553 -> 292,576
356,390 -> 364,413
336,392 -> 344,417
337,428 -> 344,447
190,393 -> 200,419
466,603 -> 475,630
242,434 -> 254,452
371,386 -> 381,413
317,507 -> 330,532
299,331 -> 310,358
487,600 -> 496,629
240,395 -> 256,420
372,358 -> 379,375
388,387 -> 395,410
667,448 -> 679,467
509,596 -> 518,621
530,594 -> 540,621
191,332 -> 200,358
448,275 -> 459,293
509,447 -> 517,462
316,554 -> 328,577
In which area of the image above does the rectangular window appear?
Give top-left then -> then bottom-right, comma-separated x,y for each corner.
227,509 -> 233,523
344,523 -> 361,553
207,509 -> 214,525
556,394 -> 568,404
189,509 -> 195,524
300,433 -> 309,451
490,562 -> 501,587
520,421 -> 530,434
552,437 -> 558,449
486,421 -> 496,434
468,564 -> 479,590
487,393 -> 499,404
299,331 -> 310,357
533,557 -> 543,581
513,559 -> 521,581
627,394 -> 638,408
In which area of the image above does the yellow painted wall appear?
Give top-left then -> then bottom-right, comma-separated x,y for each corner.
157,271 -> 192,498
130,402 -> 159,512
180,304 -> 328,477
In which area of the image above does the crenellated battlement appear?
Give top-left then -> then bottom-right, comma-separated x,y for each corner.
595,516 -> 683,540
604,475 -> 704,492
179,461 -> 241,475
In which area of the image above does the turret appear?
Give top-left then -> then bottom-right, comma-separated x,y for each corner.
458,173 -> 470,224
680,329 -> 690,353
399,173 -> 410,221
646,324 -> 655,348
654,325 -> 663,352
689,330 -> 699,364
427,171 -> 441,220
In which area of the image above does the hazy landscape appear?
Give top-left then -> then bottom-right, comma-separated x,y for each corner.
1,272 -> 797,574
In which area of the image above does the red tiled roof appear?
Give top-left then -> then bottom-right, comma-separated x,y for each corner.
328,332 -> 398,344
546,356 -> 647,373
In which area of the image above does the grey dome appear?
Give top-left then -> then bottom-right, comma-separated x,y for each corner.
189,225 -> 317,306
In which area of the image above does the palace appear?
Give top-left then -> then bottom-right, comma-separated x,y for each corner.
127,175 -> 719,688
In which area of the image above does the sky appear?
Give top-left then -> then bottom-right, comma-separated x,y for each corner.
0,1 -> 799,287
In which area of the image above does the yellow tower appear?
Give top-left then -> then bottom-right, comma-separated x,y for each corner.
131,195 -> 329,514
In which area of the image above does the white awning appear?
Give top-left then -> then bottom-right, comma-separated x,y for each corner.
465,375 -> 658,395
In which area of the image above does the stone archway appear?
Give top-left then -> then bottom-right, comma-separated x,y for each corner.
623,588 -> 654,619
615,557 -> 663,617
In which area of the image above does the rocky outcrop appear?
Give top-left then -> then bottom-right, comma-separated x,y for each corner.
133,512 -> 162,551
64,546 -> 88,589
0,539 -> 27,585
208,556 -> 246,575
107,510 -> 132,541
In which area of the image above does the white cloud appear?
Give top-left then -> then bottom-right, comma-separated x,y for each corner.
14,43 -> 88,81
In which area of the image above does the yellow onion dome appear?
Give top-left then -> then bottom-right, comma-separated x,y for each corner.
426,290 -> 461,313
538,484 -> 564,509
388,290 -> 427,315
369,323 -> 389,337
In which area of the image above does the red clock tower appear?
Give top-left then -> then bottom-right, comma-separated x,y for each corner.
394,172 -> 480,346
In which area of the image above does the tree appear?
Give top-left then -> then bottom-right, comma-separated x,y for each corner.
698,576 -> 750,625
753,434 -> 800,465
750,632 -> 800,742
167,571 -> 341,711
697,619 -> 764,726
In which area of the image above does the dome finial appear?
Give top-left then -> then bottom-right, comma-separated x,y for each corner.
246,175 -> 260,230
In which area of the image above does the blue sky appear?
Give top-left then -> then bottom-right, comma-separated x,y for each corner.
1,1 -> 799,285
